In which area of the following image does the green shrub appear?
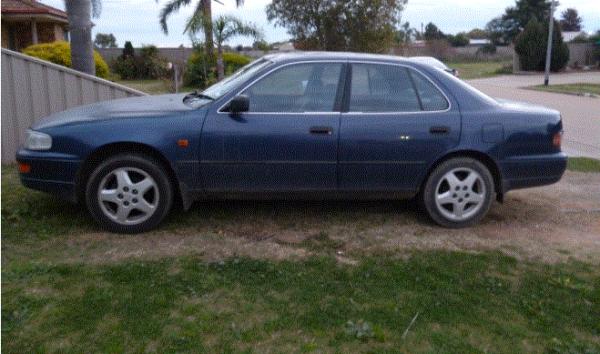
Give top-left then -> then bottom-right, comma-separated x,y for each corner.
222,52 -> 251,70
515,18 -> 569,72
478,43 -> 497,55
515,19 -> 546,71
112,44 -> 168,80
122,41 -> 135,58
448,33 -> 470,47
185,51 -> 251,88
549,23 -> 570,71
185,51 -> 216,88
23,41 -> 109,78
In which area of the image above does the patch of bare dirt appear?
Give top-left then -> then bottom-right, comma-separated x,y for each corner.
38,171 -> 600,265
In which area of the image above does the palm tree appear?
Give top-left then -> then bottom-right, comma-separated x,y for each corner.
159,0 -> 244,60
64,0 -> 101,75
397,22 -> 417,45
188,15 -> 261,80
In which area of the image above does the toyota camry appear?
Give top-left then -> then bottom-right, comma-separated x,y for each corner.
17,52 -> 567,233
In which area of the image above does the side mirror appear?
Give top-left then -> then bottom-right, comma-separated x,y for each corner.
229,95 -> 249,114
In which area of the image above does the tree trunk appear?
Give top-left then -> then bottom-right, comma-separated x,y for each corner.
217,44 -> 224,81
202,0 -> 214,60
65,0 -> 95,76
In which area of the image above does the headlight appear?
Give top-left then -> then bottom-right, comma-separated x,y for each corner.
25,130 -> 52,150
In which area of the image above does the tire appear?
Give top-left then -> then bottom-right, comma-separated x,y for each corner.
85,154 -> 173,233
421,157 -> 494,228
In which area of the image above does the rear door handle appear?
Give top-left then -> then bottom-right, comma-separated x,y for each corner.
430,126 -> 450,134
309,126 -> 333,135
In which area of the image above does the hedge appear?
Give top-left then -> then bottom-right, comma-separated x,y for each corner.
23,41 -> 109,78
185,51 -> 251,88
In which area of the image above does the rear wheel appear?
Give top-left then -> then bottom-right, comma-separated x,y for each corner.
422,157 -> 494,228
85,154 -> 173,233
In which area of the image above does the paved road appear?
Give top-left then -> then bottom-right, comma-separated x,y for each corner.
467,72 -> 600,159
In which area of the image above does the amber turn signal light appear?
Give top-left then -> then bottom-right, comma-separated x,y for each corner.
552,132 -> 562,148
18,162 -> 31,173
177,139 -> 189,148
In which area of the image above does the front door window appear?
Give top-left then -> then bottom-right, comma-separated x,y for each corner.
244,63 -> 343,113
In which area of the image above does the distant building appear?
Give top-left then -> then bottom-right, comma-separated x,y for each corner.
562,31 -> 586,43
411,40 -> 426,48
1,0 -> 69,51
468,39 -> 491,46
272,41 -> 295,52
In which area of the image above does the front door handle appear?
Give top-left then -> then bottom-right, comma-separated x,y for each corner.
309,126 -> 333,135
430,126 -> 450,134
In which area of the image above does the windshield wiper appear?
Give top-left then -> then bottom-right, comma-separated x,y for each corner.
184,90 -> 214,101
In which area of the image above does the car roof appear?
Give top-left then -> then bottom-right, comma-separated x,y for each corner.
405,57 -> 449,69
262,51 -> 417,64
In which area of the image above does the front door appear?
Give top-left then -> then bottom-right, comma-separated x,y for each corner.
201,62 -> 345,193
338,62 -> 461,193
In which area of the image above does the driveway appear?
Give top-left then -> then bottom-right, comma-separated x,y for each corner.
467,72 -> 600,159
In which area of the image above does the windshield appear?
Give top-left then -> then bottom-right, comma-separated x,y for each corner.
202,58 -> 272,100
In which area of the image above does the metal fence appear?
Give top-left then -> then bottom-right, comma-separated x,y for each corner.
1,48 -> 147,163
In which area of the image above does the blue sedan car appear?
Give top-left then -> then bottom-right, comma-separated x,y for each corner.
17,52 -> 567,233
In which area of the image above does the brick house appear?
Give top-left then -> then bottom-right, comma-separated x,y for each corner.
1,0 -> 69,51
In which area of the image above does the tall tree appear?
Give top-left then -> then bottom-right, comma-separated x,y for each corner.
560,8 -> 582,31
466,28 -> 488,39
65,0 -> 101,76
187,15 -> 261,80
396,22 -> 416,45
423,22 -> 445,41
94,33 -> 117,48
159,0 -> 244,60
486,0 -> 553,43
266,0 -> 407,53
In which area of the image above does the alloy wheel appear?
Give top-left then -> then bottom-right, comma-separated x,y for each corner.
434,167 -> 486,221
97,167 -> 159,225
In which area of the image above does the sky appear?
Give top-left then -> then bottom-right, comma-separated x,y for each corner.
41,0 -> 600,47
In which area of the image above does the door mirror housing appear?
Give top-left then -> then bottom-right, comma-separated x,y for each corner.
229,95 -> 249,114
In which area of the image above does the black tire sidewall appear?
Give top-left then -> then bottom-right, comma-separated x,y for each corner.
422,158 -> 494,228
85,154 -> 173,233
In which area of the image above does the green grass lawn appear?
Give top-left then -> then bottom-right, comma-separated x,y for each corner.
115,79 -> 196,95
529,83 -> 600,96
2,158 -> 600,353
568,157 -> 600,172
447,61 -> 512,80
3,250 -> 599,353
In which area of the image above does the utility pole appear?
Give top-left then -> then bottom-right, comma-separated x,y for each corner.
544,0 -> 557,86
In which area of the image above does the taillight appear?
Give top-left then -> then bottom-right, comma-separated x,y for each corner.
552,131 -> 562,149
18,162 -> 31,173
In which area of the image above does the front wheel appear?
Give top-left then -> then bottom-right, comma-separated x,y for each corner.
85,154 -> 173,233
422,157 -> 494,228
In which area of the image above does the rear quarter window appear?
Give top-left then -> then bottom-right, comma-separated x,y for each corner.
409,70 -> 449,111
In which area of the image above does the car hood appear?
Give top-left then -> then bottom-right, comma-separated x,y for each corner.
495,98 -> 559,115
32,93 -> 195,130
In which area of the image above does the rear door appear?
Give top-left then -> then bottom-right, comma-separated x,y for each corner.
338,62 -> 461,193
200,61 -> 345,193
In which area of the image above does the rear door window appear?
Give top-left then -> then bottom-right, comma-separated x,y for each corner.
349,64 -> 420,112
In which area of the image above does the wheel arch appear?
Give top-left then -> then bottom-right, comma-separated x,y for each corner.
421,150 -> 502,195
75,142 -> 184,208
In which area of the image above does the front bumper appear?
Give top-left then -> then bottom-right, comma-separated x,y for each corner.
499,152 -> 568,192
16,149 -> 81,203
